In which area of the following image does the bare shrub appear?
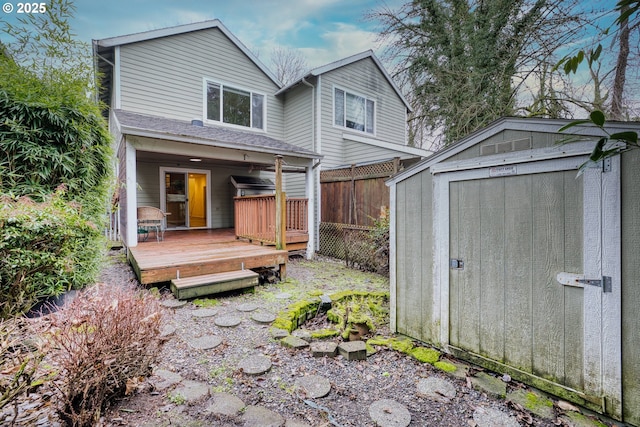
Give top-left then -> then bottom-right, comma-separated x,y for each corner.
0,318 -> 45,421
46,284 -> 164,427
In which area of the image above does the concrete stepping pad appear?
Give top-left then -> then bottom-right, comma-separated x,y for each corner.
338,341 -> 367,361
242,405 -> 285,427
472,406 -> 520,427
191,308 -> 219,318
292,329 -> 312,342
369,399 -> 411,427
417,377 -> 456,401
506,389 -> 554,419
189,335 -> 222,350
236,302 -> 259,312
161,299 -> 188,309
294,375 -> 331,398
159,324 -> 176,338
172,380 -> 210,404
275,292 -> 292,299
310,341 -> 338,358
205,392 -> 245,416
280,335 -> 310,349
238,354 -> 272,376
471,372 -> 507,398
251,311 -> 276,324
214,314 -> 242,327
270,328 -> 290,339
153,369 -> 182,391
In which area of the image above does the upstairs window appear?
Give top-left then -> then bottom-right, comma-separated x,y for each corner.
206,81 -> 265,130
334,88 -> 375,134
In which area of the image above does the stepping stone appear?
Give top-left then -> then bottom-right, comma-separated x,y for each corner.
172,380 -> 210,404
294,375 -> 331,398
270,328 -> 290,339
275,292 -> 292,299
292,329 -> 312,342
310,341 -> 338,358
473,407 -> 520,427
161,299 -> 187,309
506,389 -> 554,419
152,369 -> 182,391
251,311 -> 276,324
215,315 -> 242,327
471,372 -> 507,398
238,355 -> 272,376
281,335 -> 310,349
559,412 -> 609,427
369,399 -> 411,427
285,419 -> 312,427
338,341 -> 367,361
192,308 -> 219,318
159,324 -> 176,338
417,377 -> 457,401
205,392 -> 245,416
242,405 -> 285,427
189,335 -> 223,350
236,302 -> 259,312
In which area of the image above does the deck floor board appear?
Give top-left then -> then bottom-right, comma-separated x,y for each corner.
129,229 -> 291,284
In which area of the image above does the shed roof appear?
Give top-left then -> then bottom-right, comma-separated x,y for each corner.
276,50 -> 412,112
387,116 -> 640,185
112,109 -> 321,160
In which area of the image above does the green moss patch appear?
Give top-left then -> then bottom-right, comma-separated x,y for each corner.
192,298 -> 219,308
434,361 -> 457,373
410,347 -> 440,364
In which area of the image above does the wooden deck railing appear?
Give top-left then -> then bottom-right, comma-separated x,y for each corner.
234,195 -> 308,244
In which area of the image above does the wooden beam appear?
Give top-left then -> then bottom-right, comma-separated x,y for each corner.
275,155 -> 286,250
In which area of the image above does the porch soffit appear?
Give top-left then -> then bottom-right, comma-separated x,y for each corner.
113,109 -> 321,161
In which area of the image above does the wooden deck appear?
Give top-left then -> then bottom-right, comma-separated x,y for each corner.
128,229 -> 289,285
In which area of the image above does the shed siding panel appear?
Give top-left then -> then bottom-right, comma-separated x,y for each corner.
420,171 -> 435,342
395,179 -> 409,335
531,172 -> 566,383
403,173 -> 423,339
622,149 -> 640,425
504,175 -> 534,372
119,28 -> 284,139
479,178 -> 505,359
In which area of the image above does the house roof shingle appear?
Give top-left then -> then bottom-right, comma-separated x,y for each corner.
113,110 -> 321,160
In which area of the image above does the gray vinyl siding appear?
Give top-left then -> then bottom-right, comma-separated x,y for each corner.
136,160 -> 273,229
622,149 -> 640,426
282,83 -> 314,198
118,28 -> 284,139
318,58 -> 407,168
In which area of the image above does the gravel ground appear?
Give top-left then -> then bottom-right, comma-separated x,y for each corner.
94,249 -> 566,427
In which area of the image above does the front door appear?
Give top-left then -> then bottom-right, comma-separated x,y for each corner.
161,167 -> 210,229
445,159 -> 622,417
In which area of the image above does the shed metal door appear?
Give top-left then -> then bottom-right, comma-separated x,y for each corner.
448,170 -> 586,391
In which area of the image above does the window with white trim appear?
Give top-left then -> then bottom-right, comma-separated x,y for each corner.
334,88 -> 375,134
206,80 -> 265,130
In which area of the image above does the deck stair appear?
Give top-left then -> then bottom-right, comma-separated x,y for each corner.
170,269 -> 259,300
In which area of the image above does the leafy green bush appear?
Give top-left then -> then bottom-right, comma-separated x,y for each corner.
0,189 -> 105,318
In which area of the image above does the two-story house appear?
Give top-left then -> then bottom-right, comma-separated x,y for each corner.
94,19 -> 429,285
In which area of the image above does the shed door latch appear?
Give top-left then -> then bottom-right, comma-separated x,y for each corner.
450,259 -> 464,270
578,276 -> 612,293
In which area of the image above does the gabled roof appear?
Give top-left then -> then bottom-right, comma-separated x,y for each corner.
276,50 -> 412,112
387,116 -> 640,185
94,19 -> 280,86
112,110 -> 321,159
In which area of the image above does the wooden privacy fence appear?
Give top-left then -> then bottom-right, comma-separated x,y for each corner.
320,158 -> 399,226
234,195 -> 308,245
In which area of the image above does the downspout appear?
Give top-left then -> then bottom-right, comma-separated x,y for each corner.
301,77 -> 320,254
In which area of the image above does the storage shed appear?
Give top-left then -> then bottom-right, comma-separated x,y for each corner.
386,117 -> 640,425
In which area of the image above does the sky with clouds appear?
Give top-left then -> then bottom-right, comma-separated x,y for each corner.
1,0 -> 403,68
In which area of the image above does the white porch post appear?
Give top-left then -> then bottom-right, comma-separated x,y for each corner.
125,141 -> 138,247
305,160 -> 316,259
